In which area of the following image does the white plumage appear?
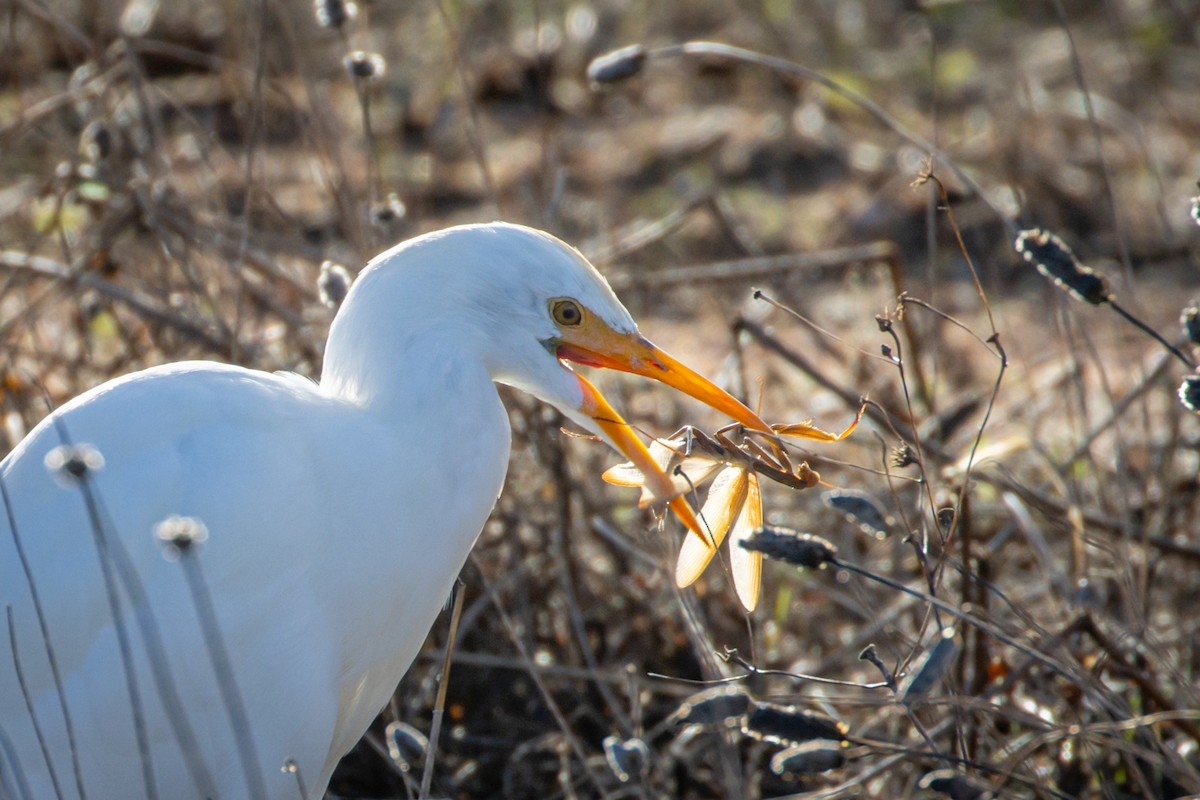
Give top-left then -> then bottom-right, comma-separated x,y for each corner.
0,223 -> 767,799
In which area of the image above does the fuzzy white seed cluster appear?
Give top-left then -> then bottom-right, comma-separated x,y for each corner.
44,443 -> 105,487
155,515 -> 210,560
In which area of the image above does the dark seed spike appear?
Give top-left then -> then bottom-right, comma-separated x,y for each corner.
1014,228 -> 1113,305
822,490 -> 892,539
586,45 -> 647,86
743,701 -> 848,746
900,628 -> 959,703
739,526 -> 837,569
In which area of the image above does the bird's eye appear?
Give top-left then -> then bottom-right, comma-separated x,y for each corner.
551,298 -> 584,327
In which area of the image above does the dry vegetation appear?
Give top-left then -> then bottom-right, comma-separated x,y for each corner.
2,0 -> 1199,798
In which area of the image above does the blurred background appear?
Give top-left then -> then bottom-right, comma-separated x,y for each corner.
2,0 -> 1199,797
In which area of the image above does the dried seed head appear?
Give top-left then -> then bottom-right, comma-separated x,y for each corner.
918,768 -> 996,800
154,515 -> 209,560
344,50 -> 386,82
858,643 -> 895,686
769,740 -> 847,776
1179,374 -> 1200,414
384,720 -> 428,771
673,686 -> 751,727
743,702 -> 848,746
44,443 -> 105,486
822,489 -> 892,539
369,192 -> 407,227
314,0 -> 357,29
602,736 -> 650,783
318,260 -> 352,309
889,444 -> 917,468
1015,228 -> 1112,305
740,526 -> 837,569
1181,304 -> 1200,345
586,44 -> 647,86
900,628 -> 959,704
874,315 -> 893,333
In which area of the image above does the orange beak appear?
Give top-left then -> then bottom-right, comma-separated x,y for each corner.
559,330 -> 771,543
558,333 -> 770,434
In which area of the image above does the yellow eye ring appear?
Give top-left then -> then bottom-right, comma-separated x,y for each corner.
551,298 -> 584,327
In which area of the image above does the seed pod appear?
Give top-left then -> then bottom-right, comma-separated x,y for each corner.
900,628 -> 959,703
586,45 -> 647,86
1015,228 -> 1113,305
769,740 -> 846,776
743,701 -> 848,746
740,526 -> 837,569
822,490 -> 892,539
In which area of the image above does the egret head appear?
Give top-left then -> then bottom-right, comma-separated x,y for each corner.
327,222 -> 772,538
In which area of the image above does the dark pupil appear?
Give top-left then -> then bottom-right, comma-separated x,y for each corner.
561,304 -> 578,322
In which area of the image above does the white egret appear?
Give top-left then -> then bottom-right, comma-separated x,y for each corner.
0,223 -> 769,800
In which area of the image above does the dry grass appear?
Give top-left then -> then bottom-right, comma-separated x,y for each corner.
2,0 -> 1199,798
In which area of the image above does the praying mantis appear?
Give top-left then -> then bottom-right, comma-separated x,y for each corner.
603,405 -> 865,610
